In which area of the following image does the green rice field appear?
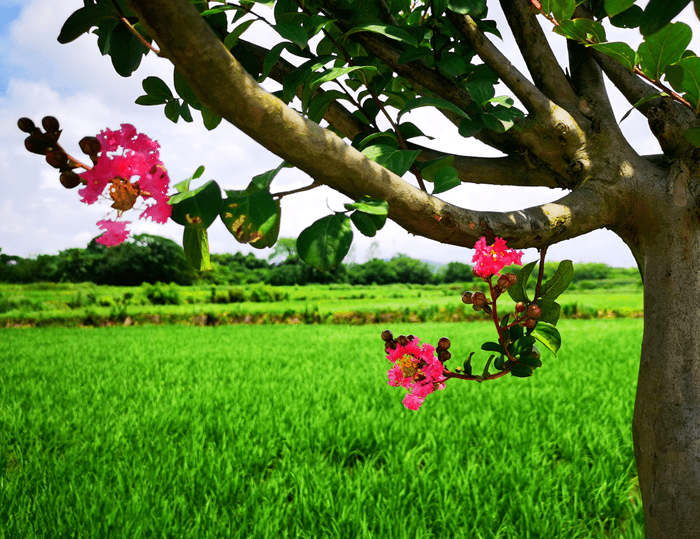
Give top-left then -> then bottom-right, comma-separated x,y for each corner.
0,320 -> 644,538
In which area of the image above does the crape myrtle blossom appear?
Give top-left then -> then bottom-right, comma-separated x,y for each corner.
79,124 -> 171,246
387,338 -> 446,410
472,237 -> 524,278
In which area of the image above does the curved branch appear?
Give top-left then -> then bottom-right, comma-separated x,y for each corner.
499,0 -> 577,108
412,145 -> 563,188
446,11 -> 553,116
124,0 -> 616,249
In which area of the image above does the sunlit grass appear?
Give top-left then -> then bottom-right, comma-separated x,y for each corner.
0,320 -> 644,538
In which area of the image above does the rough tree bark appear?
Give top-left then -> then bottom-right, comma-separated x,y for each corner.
125,0 -> 700,536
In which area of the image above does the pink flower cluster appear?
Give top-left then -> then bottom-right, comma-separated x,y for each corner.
79,124 -> 171,246
387,338 -> 446,410
472,237 -> 524,278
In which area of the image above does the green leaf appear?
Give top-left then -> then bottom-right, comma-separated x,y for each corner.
604,0 -> 635,18
397,46 -> 432,65
399,122 -> 431,141
416,155 -> 455,182
589,42 -> 637,70
665,56 -> 700,111
350,211 -> 386,237
464,80 -> 495,107
638,22 -> 692,81
58,4 -> 117,44
307,90 -> 350,123
297,214 -> 353,272
510,364 -> 533,378
518,354 -> 542,369
343,198 -> 389,215
610,5 -> 643,28
540,260 -> 574,301
135,95 -> 167,106
511,335 -> 536,357
355,131 -> 399,151
532,322 -> 562,355
554,19 -> 607,43
447,0 -> 486,15
248,161 -> 288,194
183,227 -> 211,271
438,53 -> 467,77
174,68 -> 201,110
142,76 -> 173,101
362,145 -> 421,177
481,341 -> 507,355
164,100 -> 180,123
458,116 -> 485,138
540,0 -> 576,21
179,102 -> 193,123
308,66 -> 377,90
274,17 -> 309,48
641,0 -> 691,36
397,96 -> 469,122
201,106 -> 222,130
169,180 -> 222,229
109,21 -> 146,77
507,261 -> 537,304
224,19 -> 256,49
173,166 -> 205,194
220,189 -> 281,246
432,166 -> 461,195
684,126 -> 700,147
482,107 -> 523,133
537,300 -> 562,326
610,5 -> 644,28
344,23 -> 417,47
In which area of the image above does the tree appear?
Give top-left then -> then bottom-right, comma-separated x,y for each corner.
31,0 -> 700,535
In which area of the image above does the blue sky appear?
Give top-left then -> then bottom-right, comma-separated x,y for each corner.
1,1 -> 697,267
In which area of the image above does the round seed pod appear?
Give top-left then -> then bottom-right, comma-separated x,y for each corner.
527,304 -> 541,319
60,171 -> 81,189
41,116 -> 60,134
397,335 -> 409,347
381,330 -> 394,342
437,337 -> 451,351
17,117 -> 36,133
438,350 -> 451,362
515,302 -> 526,313
79,136 -> 102,156
462,291 -> 473,304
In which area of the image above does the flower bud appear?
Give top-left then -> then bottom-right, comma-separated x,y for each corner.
407,334 -> 415,342
41,116 -> 60,134
519,318 -> 536,329
438,350 -> 451,362
79,136 -> 102,156
462,291 -> 473,305
497,273 -> 517,289
60,171 -> 81,189
527,304 -> 541,319
437,337 -> 451,351
515,302 -> 526,313
45,149 -> 68,169
17,117 -> 35,133
24,135 -> 51,155
472,292 -> 488,309
397,335 -> 409,347
381,330 -> 394,342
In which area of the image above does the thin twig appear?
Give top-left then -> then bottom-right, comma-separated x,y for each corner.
273,181 -> 321,199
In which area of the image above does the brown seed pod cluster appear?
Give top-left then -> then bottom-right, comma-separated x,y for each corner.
18,116 -> 101,190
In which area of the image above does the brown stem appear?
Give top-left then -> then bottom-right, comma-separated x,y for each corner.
533,245 -> 548,301
273,181 -> 321,199
119,16 -> 160,55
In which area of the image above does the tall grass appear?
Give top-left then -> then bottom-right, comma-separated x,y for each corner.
0,320 -> 643,538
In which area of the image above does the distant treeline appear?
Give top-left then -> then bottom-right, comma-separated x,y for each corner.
1,234 -> 641,288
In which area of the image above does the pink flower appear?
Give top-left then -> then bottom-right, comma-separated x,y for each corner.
95,220 -> 130,246
472,237 -> 524,278
387,337 -> 446,410
79,124 -> 171,246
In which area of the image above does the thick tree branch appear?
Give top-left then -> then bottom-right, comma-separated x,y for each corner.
125,0 -> 615,249
412,145 -> 562,188
499,0 -> 577,108
447,11 -> 553,116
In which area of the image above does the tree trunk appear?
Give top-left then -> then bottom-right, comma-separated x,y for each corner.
633,190 -> 700,538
